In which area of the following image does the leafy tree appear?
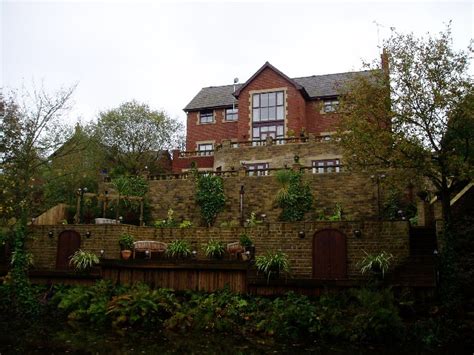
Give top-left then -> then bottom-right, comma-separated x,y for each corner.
96,100 -> 184,176
337,25 -> 473,224
0,84 -> 77,316
42,123 -> 106,208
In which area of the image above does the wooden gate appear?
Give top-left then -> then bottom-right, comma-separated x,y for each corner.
56,230 -> 81,270
312,229 -> 347,279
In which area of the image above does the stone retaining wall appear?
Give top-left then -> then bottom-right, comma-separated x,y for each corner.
28,221 -> 409,279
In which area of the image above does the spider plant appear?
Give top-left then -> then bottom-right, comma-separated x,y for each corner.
69,249 -> 100,271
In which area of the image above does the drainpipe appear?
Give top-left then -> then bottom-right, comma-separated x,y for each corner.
240,185 -> 245,226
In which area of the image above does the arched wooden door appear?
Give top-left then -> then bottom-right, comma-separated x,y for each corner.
313,229 -> 347,279
56,230 -> 81,270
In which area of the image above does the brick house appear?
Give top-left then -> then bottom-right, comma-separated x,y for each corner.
172,62 -> 373,173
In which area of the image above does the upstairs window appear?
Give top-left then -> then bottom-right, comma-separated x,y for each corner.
197,143 -> 213,156
312,159 -> 340,174
252,91 -> 284,122
225,108 -> 238,121
323,99 -> 339,113
199,110 -> 214,124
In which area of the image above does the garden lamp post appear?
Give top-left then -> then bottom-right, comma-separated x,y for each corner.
74,187 -> 87,224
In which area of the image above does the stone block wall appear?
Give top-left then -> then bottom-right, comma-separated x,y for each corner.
146,171 -> 379,226
214,139 -> 342,171
28,221 -> 409,279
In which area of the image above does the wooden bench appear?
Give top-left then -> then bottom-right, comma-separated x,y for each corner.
133,241 -> 168,259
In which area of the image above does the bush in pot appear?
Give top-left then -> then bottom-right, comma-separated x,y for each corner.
166,240 -> 192,259
119,233 -> 135,260
202,239 -> 225,259
69,249 -> 100,271
255,250 -> 290,283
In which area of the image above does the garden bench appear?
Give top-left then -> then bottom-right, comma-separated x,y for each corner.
133,241 -> 168,259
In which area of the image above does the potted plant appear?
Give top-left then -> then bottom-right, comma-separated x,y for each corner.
358,251 -> 394,280
203,239 -> 225,259
255,250 -> 290,283
69,249 -> 100,272
119,233 -> 135,260
166,240 -> 192,259
239,233 -> 255,260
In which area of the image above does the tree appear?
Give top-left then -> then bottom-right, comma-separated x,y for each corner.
0,84 -> 77,316
337,25 -> 473,225
96,100 -> 185,176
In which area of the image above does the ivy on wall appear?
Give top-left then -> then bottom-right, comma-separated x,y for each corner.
195,173 -> 226,227
275,170 -> 313,222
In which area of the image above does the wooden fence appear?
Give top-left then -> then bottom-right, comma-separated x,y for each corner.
100,259 -> 250,293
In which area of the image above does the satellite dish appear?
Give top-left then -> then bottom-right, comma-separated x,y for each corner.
234,77 -> 239,84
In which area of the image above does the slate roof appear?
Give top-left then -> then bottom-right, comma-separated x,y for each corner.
184,68 -> 373,112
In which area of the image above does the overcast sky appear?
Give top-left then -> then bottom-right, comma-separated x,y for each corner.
1,0 -> 473,126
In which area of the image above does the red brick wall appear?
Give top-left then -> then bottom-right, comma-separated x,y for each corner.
305,101 -> 341,134
236,67 -> 307,139
186,109 -> 239,151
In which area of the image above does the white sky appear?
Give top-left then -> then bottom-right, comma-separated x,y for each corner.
1,0 -> 473,126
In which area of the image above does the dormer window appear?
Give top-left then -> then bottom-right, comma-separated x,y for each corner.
323,99 -> 339,113
199,110 -> 214,124
225,108 -> 238,121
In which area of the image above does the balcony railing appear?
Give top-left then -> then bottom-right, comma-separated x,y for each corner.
178,150 -> 214,158
215,135 -> 334,152
145,165 -> 344,180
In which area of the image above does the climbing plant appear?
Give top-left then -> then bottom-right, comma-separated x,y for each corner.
195,173 -> 226,226
275,170 -> 313,222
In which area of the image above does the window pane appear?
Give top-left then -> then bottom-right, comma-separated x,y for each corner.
261,107 -> 268,120
268,106 -> 276,120
268,92 -> 276,106
276,106 -> 284,120
261,93 -> 268,107
277,92 -> 284,105
253,109 -> 260,122
253,128 -> 260,138
261,126 -> 268,132
277,125 -> 284,136
253,94 -> 260,108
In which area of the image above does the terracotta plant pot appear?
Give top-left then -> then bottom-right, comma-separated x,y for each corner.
121,249 -> 132,260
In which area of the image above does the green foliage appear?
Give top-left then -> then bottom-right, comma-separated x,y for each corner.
195,174 -> 226,226
245,211 -> 262,227
118,233 -> 134,250
96,100 -> 184,175
275,170 -> 313,221
69,250 -> 100,271
219,220 -> 239,228
166,240 -> 192,258
382,189 -> 417,220
111,175 -> 148,198
202,239 -> 225,259
255,250 -> 290,282
239,233 -> 253,248
154,208 -> 178,228
106,284 -> 178,328
349,288 -> 404,342
179,220 -> 193,229
358,251 -> 394,279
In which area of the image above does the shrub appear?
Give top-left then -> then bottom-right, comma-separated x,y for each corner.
275,170 -> 313,222
69,250 -> 100,271
358,251 -> 394,279
154,208 -> 178,228
239,233 -> 253,248
255,250 -> 290,282
166,240 -> 192,258
195,173 -> 226,226
118,233 -> 134,250
179,220 -> 193,229
202,239 -> 225,259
